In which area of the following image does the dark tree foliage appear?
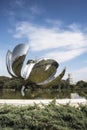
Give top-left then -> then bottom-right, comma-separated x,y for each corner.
76,80 -> 87,88
0,101 -> 87,130
0,76 -> 87,91
0,76 -> 22,90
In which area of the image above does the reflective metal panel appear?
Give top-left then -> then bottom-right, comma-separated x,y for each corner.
6,50 -> 17,77
6,43 -> 66,88
12,44 -> 29,63
12,55 -> 26,77
28,59 -> 59,83
12,44 -> 29,77
23,60 -> 35,80
39,68 -> 66,88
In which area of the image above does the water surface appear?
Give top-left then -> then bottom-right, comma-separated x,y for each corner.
0,88 -> 87,99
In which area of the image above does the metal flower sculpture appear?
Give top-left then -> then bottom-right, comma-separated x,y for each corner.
6,44 -> 66,88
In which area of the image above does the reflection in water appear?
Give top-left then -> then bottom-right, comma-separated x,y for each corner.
0,88 -> 87,99
21,86 -> 25,96
70,93 -> 84,99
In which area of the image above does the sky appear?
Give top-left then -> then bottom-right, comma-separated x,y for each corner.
0,0 -> 87,82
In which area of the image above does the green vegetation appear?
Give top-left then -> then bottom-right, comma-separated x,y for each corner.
76,80 -> 87,89
0,76 -> 22,90
0,76 -> 87,90
0,76 -> 10,89
0,100 -> 87,129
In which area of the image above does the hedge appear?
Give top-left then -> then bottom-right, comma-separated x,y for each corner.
0,100 -> 87,129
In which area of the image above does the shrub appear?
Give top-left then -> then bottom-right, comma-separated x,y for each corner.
0,101 -> 87,129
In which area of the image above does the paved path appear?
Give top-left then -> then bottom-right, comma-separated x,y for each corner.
0,99 -> 86,106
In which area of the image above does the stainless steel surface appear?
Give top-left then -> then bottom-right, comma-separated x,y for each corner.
12,44 -> 29,63
28,59 -> 58,83
6,44 -> 29,77
6,50 -> 17,77
6,43 -> 65,88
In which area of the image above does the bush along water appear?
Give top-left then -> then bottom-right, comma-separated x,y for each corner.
0,100 -> 87,130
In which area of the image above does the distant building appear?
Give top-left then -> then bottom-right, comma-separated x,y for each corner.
66,73 -> 73,84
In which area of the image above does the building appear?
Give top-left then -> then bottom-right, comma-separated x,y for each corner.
67,73 -> 73,84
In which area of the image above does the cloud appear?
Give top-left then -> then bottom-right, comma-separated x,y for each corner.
61,67 -> 87,83
68,23 -> 82,31
46,19 -> 62,26
0,54 -> 9,77
72,67 -> 87,82
14,22 -> 87,63
30,5 -> 43,15
0,45 -> 12,77
44,48 -> 87,63
15,0 -> 24,7
9,0 -> 24,9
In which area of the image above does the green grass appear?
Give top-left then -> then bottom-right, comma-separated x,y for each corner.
0,100 -> 87,130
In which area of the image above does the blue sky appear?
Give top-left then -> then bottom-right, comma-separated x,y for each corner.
0,0 -> 87,82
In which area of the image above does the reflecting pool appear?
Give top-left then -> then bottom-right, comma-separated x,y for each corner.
0,88 -> 87,99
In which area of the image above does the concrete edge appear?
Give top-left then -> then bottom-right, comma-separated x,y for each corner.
0,99 -> 86,106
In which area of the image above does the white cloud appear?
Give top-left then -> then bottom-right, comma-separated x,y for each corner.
61,67 -> 87,83
72,67 -> 87,82
0,54 -> 9,77
68,23 -> 81,31
44,48 -> 87,63
9,0 -> 24,8
14,22 -> 87,63
15,0 -> 24,7
30,5 -> 42,15
46,19 -> 62,26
